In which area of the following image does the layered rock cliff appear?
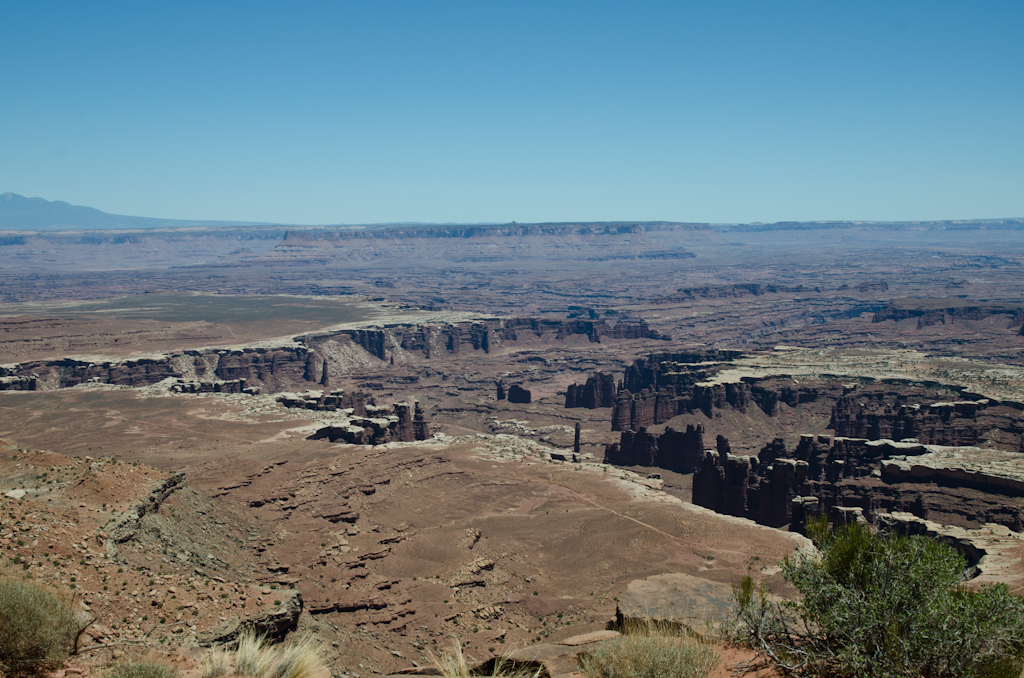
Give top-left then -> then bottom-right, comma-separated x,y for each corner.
261,222 -> 723,265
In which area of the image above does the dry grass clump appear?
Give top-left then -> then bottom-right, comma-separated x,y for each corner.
199,651 -> 233,678
578,619 -> 719,678
0,574 -> 82,677
427,640 -> 541,678
104,660 -> 179,678
201,630 -> 326,678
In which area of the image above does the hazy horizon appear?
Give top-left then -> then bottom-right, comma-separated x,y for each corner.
2,2 -> 1022,225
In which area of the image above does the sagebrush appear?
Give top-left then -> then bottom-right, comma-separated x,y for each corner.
0,575 -> 82,677
735,520 -> 1024,678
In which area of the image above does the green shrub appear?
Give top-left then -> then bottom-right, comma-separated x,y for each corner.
577,633 -> 719,678
735,521 -> 1024,677
0,575 -> 81,677
103,661 -> 178,678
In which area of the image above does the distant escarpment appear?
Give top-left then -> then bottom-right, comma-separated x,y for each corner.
260,222 -> 722,265
872,301 -> 1024,330
0,316 -> 666,393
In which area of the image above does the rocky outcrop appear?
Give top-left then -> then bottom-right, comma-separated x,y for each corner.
277,389 -> 373,415
108,473 -> 188,545
199,590 -> 303,646
565,372 -> 616,409
604,424 -> 706,473
170,378 -> 256,395
0,375 -> 35,391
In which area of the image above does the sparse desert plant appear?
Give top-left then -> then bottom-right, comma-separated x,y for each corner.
577,623 -> 719,678
734,520 -> 1024,678
268,635 -> 324,678
234,630 -> 277,678
103,660 -> 178,678
199,650 -> 232,678
227,630 -> 327,678
427,639 -> 541,678
0,574 -> 82,677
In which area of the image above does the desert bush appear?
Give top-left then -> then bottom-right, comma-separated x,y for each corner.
577,628 -> 719,678
103,660 -> 178,678
0,575 -> 81,677
735,521 -> 1024,678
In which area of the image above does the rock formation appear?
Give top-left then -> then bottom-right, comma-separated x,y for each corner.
507,384 -> 531,404
693,434 -> 1024,533
604,424 -> 706,473
277,389 -> 373,415
305,400 -> 431,446
170,378 -> 256,395
565,372 -> 616,408
0,375 -> 36,391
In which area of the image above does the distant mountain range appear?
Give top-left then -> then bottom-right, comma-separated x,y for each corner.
2,192 -> 1022,234
0,192 -> 277,231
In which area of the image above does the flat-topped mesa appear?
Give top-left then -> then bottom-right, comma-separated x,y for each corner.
565,371 -> 617,409
264,221 -> 721,265
305,400 -> 430,445
693,433 -> 1024,533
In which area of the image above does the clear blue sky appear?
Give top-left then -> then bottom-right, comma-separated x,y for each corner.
2,1 -> 1022,224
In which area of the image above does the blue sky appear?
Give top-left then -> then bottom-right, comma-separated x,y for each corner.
2,1 -> 1022,224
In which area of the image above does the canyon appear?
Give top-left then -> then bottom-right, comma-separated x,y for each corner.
2,212 -> 1024,677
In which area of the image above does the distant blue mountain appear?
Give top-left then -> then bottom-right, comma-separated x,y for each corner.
0,192 -> 269,230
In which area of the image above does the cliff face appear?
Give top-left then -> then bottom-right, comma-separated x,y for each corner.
872,302 -> 1023,328
0,316 -> 665,395
610,378 -> 833,431
828,393 -> 1012,446
692,434 -> 1024,533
